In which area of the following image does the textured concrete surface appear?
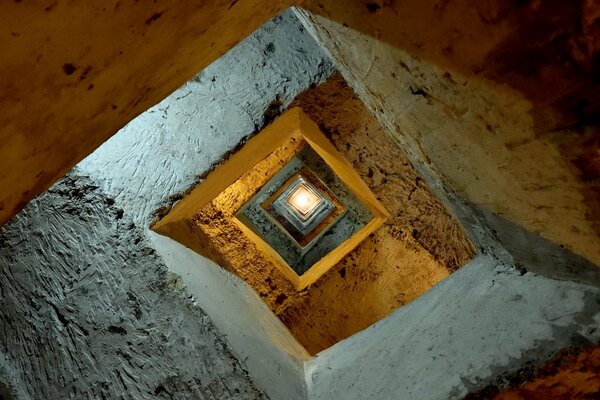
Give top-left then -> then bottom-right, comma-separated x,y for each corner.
0,173 -> 266,400
295,9 -> 600,399
2,0 -> 598,262
301,0 -> 600,131
149,232 -> 309,400
304,251 -> 600,400
78,10 -> 334,228
1,5 -> 599,400
0,10 -> 333,400
489,346 -> 600,399
0,0 -> 290,226
296,8 -> 600,269
77,10 -> 332,400
291,74 -> 476,271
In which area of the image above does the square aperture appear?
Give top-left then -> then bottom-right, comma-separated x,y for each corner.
235,145 -> 376,280
286,180 -> 322,218
265,174 -> 338,243
155,108 -> 389,291
153,84 -> 475,354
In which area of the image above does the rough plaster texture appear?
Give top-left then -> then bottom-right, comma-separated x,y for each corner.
0,173 -> 266,400
73,10 -> 330,400
490,346 -> 600,399
148,232 -> 308,400
3,0 -> 598,260
294,9 -> 600,399
0,0 -> 291,226
300,0 -> 600,130
78,10 -> 334,228
0,10 -> 334,400
296,9 -> 600,268
76,8 -> 600,393
1,6 -> 599,400
303,253 -> 600,400
292,75 -> 475,271
281,76 -> 476,353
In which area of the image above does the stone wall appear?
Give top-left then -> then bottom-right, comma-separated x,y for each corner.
2,1 -> 598,240
0,0 -> 293,227
296,7 -> 600,268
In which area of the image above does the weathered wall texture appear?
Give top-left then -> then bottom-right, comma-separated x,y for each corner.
283,75 -> 475,353
0,10 -> 334,400
478,346 -> 600,399
148,232 -> 309,400
1,3 -> 599,400
295,9 -> 600,399
0,0 -> 289,226
301,0 -> 600,131
292,75 -> 475,271
76,11 -> 334,228
303,250 -> 600,400
297,8 -> 600,268
77,11 -> 335,396
0,173 -> 266,400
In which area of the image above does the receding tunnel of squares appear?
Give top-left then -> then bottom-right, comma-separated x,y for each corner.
153,75 -> 476,354
278,176 -> 330,223
265,167 -> 346,247
264,171 -> 340,244
174,107 -> 389,291
235,145 -> 376,279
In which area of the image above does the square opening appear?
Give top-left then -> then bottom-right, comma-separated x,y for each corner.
285,179 -> 324,218
152,75 -> 475,355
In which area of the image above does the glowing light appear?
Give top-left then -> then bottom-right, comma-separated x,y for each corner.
287,184 -> 321,216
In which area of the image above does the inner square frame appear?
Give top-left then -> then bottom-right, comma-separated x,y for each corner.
153,108 -> 389,290
263,167 -> 345,247
269,175 -> 334,234
235,146 -> 373,276
281,177 -> 325,220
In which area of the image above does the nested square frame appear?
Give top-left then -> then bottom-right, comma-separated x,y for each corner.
153,108 -> 388,290
263,170 -> 341,245
235,146 -> 373,276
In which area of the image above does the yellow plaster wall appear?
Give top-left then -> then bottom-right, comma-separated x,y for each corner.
301,0 -> 600,130
0,0 -> 290,225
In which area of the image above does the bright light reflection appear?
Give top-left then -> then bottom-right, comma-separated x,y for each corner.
287,184 -> 321,216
